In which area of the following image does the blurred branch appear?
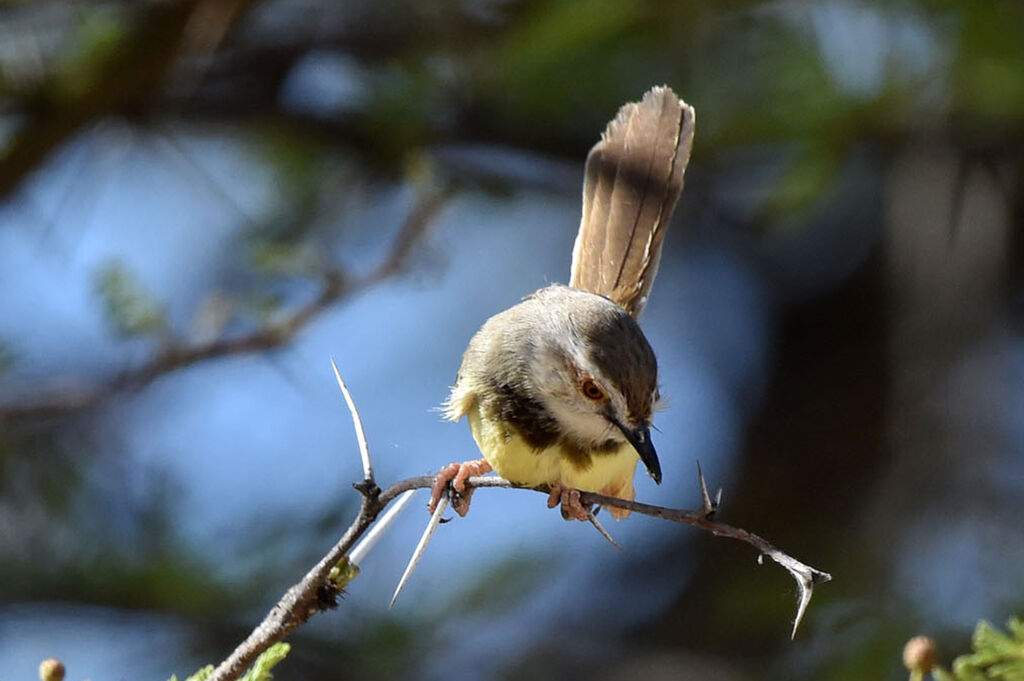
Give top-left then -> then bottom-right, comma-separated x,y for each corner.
208,471 -> 831,681
0,0 -> 579,202
0,0 -> 261,201
0,187 -> 453,426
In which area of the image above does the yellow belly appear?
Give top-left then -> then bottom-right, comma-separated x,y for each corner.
466,406 -> 638,518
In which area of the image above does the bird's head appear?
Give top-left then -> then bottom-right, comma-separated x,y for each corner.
530,287 -> 663,483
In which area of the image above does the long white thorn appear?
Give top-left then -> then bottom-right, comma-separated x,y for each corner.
390,491 -> 449,608
331,357 -> 373,481
349,490 -> 417,567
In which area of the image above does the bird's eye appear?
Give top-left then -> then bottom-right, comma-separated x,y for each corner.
580,378 -> 606,401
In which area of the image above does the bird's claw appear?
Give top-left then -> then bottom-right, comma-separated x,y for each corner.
546,483 -> 590,521
428,459 -> 492,517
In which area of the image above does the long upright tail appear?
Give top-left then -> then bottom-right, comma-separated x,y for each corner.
569,86 -> 695,318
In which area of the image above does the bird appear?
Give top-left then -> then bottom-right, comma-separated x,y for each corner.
429,86 -> 695,521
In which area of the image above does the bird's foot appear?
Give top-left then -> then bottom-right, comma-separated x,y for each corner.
429,459 -> 492,517
546,483 -> 590,521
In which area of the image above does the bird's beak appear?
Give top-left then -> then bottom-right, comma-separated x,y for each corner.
612,419 -> 661,484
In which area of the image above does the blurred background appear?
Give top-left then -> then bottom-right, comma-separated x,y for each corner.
0,1 -> 1022,679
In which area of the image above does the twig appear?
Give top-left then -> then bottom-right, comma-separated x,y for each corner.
206,472 -> 831,681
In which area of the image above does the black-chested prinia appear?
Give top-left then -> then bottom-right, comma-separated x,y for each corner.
430,87 -> 695,521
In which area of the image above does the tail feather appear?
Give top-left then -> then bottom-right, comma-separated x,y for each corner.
570,86 -> 695,318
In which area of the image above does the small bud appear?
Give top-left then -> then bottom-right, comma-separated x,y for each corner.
328,556 -> 360,589
39,658 -> 65,681
902,635 -> 937,673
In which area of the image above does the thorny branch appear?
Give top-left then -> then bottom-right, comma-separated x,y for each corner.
206,362 -> 831,681
208,473 -> 832,681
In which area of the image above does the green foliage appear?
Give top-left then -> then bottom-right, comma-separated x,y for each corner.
168,643 -> 290,681
934,618 -> 1024,681
247,240 -> 321,276
483,0 -> 645,125
762,143 -> 843,222
345,619 -> 419,679
362,65 -> 438,167
247,128 -> 358,265
952,4 -> 1024,122
53,9 -> 128,100
449,554 -> 552,616
94,260 -> 168,339
254,128 -> 329,223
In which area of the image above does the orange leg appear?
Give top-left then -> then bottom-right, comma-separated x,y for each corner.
545,482 -> 590,521
600,480 -> 634,520
428,459 -> 492,517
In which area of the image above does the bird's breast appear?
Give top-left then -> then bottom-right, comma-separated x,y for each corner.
466,404 -> 640,495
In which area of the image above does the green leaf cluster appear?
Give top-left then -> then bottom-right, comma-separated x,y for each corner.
935,618 -> 1024,681
94,260 -> 168,339
52,10 -> 127,101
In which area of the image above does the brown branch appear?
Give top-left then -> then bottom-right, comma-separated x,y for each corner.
206,472 -> 831,681
0,189 -> 452,426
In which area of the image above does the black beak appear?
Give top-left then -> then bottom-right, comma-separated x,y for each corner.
612,419 -> 661,484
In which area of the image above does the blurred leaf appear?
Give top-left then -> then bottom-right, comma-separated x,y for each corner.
451,554 -> 552,616
53,10 -> 128,101
691,17 -> 847,150
94,260 -> 168,338
255,129 -> 323,204
943,618 -> 1024,681
478,0 -> 648,133
44,552 -> 234,617
362,65 -> 439,167
348,619 -> 419,678
953,4 -> 1024,122
238,291 -> 285,322
813,619 -> 918,681
761,143 -> 843,222
247,240 -> 321,276
249,129 -> 366,248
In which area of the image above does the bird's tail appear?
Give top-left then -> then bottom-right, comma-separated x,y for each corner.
569,86 -> 695,318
